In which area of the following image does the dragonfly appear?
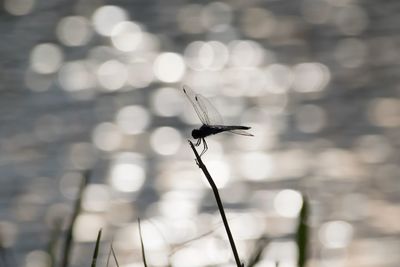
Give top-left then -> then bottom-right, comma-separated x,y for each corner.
183,85 -> 253,156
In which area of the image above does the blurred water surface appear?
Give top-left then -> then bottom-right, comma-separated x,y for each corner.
1,0 -> 400,266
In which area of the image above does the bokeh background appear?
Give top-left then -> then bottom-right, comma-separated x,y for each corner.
1,0 -> 400,266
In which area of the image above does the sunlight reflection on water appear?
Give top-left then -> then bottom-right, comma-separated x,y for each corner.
2,0 -> 399,266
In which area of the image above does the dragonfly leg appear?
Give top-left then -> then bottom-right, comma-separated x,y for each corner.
195,138 -> 201,146
200,138 -> 208,156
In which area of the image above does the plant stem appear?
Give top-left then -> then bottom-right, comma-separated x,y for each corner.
188,141 -> 242,267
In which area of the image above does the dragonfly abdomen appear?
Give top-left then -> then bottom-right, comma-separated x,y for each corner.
216,125 -> 251,130
192,125 -> 251,139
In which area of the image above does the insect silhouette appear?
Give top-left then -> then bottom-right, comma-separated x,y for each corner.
183,85 -> 253,156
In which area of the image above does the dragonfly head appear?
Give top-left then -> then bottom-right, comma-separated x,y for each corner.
192,129 -> 201,139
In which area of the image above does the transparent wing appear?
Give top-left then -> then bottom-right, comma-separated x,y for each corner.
183,85 -> 223,126
193,92 -> 224,126
229,129 -> 254,136
183,85 -> 209,125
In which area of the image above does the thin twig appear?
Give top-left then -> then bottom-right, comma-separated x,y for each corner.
168,214 -> 242,257
188,140 -> 242,267
146,219 -> 173,267
138,218 -> 148,267
168,228 -> 215,257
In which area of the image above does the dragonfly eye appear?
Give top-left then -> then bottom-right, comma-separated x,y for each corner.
192,129 -> 200,139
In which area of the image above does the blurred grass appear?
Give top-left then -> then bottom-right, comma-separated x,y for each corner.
0,237 -> 16,267
138,218 -> 148,267
106,241 -> 112,267
91,229 -> 102,267
47,218 -> 62,267
29,152 -> 311,267
110,243 -> 120,267
61,170 -> 91,267
246,235 -> 269,267
296,195 -> 309,267
0,238 -> 8,267
106,239 -> 120,267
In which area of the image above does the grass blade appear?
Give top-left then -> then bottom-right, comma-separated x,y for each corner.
47,218 -> 62,267
106,241 -> 112,267
111,244 -> 120,267
61,170 -> 90,267
137,218 -> 148,267
91,229 -> 102,267
106,238 -> 120,267
296,195 -> 309,267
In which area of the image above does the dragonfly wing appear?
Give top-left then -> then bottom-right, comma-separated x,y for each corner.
183,85 -> 209,125
229,129 -> 254,136
213,125 -> 254,136
194,93 -> 224,126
